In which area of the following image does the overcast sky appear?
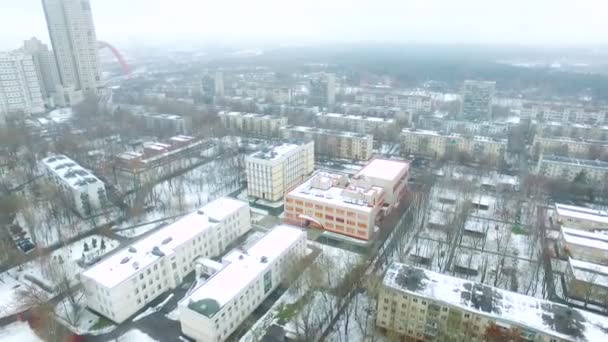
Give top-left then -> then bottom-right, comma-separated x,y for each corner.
1,0 -> 607,50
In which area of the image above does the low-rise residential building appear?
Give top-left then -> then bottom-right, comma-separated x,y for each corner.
135,113 -> 191,136
559,227 -> 608,264
536,155 -> 608,183
377,263 -> 608,342
355,92 -> 432,114
339,104 -> 411,122
219,111 -> 287,138
536,122 -> 608,141
532,136 -> 608,159
41,155 -> 107,217
521,102 -> 607,125
178,225 -> 306,342
400,128 -> 507,161
553,203 -> 608,231
284,159 -> 408,240
417,118 -> 513,138
565,258 -> 608,307
315,112 -> 399,136
81,197 -> 251,324
280,125 -> 373,161
245,141 -> 314,201
115,136 -> 216,185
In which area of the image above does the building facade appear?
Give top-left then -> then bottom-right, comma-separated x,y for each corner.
521,102 -> 607,125
281,125 -> 373,161
135,113 -> 190,136
179,225 -> 306,342
532,136 -> 608,159
377,263 -> 608,342
219,111 -> 287,138
284,160 -> 408,240
42,0 -> 102,95
460,80 -> 495,120
354,92 -> 432,114
0,51 -> 45,116
564,258 -> 608,307
309,73 -> 335,107
536,155 -> 608,184
558,227 -> 608,264
81,197 -> 251,323
245,141 -> 314,201
22,37 -> 62,107
41,155 -> 107,217
315,112 -> 398,136
400,128 -> 507,161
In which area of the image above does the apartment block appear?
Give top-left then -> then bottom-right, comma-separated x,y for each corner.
179,225 -> 306,342
340,104 -> 411,122
219,111 -> 287,138
315,112 -> 398,136
537,122 -> 608,141
284,159 -> 408,240
281,125 -> 373,161
41,155 -> 107,217
460,80 -> 495,120
309,73 -> 335,107
0,51 -> 45,116
245,141 -> 314,201
558,227 -> 608,264
565,258 -> 608,307
536,155 -> 608,184
532,136 -> 608,159
553,203 -> 608,231
521,102 -> 607,125
377,263 -> 608,342
22,37 -> 62,106
81,197 -> 251,324
400,128 -> 506,161
354,92 -> 432,114
135,113 -> 190,136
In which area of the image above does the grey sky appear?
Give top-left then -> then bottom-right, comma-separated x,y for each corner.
1,0 -> 607,50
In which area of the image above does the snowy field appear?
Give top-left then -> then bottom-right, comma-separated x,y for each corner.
0,321 -> 43,342
116,329 -> 158,342
0,235 -> 120,318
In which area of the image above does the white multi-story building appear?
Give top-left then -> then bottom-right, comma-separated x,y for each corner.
219,111 -> 287,138
245,141 -> 314,201
22,37 -> 62,107
377,263 -> 608,342
532,136 -> 608,159
315,112 -> 398,136
354,92 -> 432,114
521,102 -> 607,125
536,155 -> 608,184
553,203 -> 608,231
81,197 -> 251,323
0,51 -> 45,116
42,0 -> 102,97
135,113 -> 191,135
41,155 -> 107,217
340,104 -> 411,122
558,226 -> 608,264
400,128 -> 506,161
281,125 -> 373,161
285,159 -> 408,241
460,80 -> 495,120
179,225 -> 306,342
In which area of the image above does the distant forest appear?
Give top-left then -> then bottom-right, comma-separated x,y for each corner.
223,45 -> 608,104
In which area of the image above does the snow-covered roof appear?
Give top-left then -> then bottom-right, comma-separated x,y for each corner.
383,263 -> 608,341
138,113 -> 184,121
568,258 -> 608,288
248,142 -> 308,161
317,112 -> 395,123
219,111 -> 286,122
82,197 -> 247,288
562,227 -> 608,252
281,125 -> 371,139
543,156 -> 608,170
41,155 -> 103,189
356,159 -> 409,182
182,225 -> 304,315
555,203 -> 608,226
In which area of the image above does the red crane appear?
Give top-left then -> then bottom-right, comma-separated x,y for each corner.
97,40 -> 130,75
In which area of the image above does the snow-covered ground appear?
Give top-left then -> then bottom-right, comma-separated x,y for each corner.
0,235 -> 120,318
0,321 -> 43,342
117,329 -> 158,342
54,292 -> 116,336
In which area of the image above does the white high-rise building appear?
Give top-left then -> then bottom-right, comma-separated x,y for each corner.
0,51 -> 45,117
22,37 -> 62,107
42,0 -> 102,100
245,141 -> 315,201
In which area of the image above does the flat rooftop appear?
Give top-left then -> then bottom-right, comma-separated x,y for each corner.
248,142 -> 305,161
555,203 -> 608,226
282,125 -> 371,139
182,225 -> 304,317
562,227 -> 608,251
384,263 -> 608,341
317,112 -> 395,123
569,257 -> 608,288
219,111 -> 286,121
82,197 -> 248,288
542,155 -> 608,170
356,159 -> 409,182
42,155 -> 102,189
139,113 -> 184,120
